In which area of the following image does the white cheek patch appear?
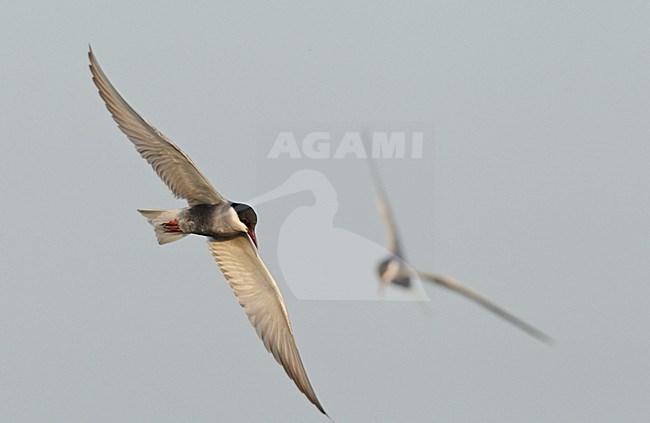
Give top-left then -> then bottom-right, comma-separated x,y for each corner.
228,207 -> 248,232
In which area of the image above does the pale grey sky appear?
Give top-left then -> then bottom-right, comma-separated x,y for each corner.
1,1 -> 649,422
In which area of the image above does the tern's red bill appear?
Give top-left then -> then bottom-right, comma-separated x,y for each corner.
247,229 -> 258,248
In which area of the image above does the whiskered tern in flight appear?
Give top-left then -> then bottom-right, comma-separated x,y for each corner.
369,159 -> 553,344
88,48 -> 329,417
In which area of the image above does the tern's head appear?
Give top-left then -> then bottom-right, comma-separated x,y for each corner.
377,256 -> 411,288
231,202 -> 258,248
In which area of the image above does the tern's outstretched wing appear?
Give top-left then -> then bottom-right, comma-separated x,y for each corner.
89,48 -> 225,206
417,270 -> 553,344
208,235 -> 327,416
368,159 -> 403,256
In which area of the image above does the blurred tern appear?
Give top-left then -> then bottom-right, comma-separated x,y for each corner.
369,160 -> 553,344
89,48 -> 328,416
247,169 -> 428,301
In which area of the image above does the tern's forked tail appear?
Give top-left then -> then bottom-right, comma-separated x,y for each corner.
138,209 -> 188,245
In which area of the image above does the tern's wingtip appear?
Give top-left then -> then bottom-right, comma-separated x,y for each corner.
314,402 -> 334,421
541,335 -> 556,346
529,329 -> 555,346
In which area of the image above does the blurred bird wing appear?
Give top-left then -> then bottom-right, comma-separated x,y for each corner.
416,270 -> 553,344
368,158 -> 402,256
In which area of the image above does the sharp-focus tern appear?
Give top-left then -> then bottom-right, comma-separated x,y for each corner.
89,48 -> 328,416
369,160 -> 553,344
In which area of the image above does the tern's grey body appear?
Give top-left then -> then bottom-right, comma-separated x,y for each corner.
369,159 -> 553,344
89,48 -> 327,416
156,203 -> 248,237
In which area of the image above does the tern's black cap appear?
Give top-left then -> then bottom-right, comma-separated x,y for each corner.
231,202 -> 258,228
